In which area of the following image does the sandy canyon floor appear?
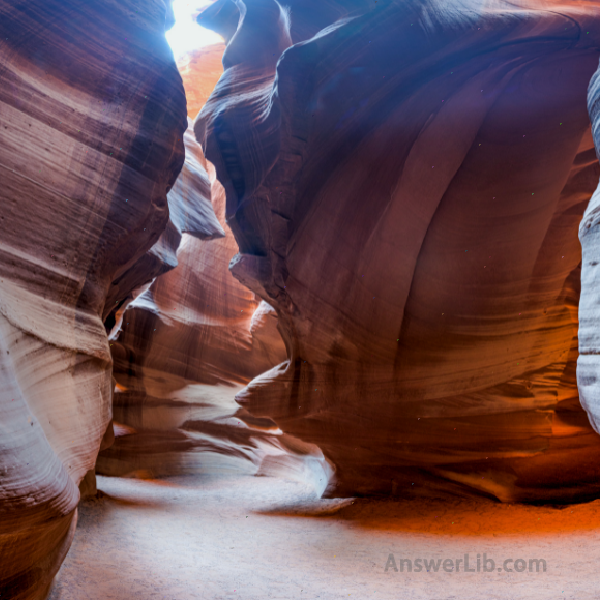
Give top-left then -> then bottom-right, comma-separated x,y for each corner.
49,454 -> 600,600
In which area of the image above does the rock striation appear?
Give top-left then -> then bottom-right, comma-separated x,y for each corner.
102,120 -> 225,337
196,0 -> 600,502
97,137 -> 332,493
0,0 -> 190,598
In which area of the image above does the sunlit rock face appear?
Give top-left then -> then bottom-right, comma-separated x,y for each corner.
97,136 -> 332,490
196,0 -> 600,502
579,66 -> 600,437
0,0 -> 188,598
178,43 -> 225,118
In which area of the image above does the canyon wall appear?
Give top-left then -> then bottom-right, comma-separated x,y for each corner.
4,0 -> 600,597
178,43 -> 225,119
578,63 -> 600,438
96,43 -> 332,492
0,1 -> 191,598
97,130 -> 315,481
196,0 -> 600,502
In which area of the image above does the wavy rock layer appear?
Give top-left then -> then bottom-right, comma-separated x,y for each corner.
196,0 -> 600,502
97,143 -> 331,490
103,120 -> 225,336
0,1 -> 188,598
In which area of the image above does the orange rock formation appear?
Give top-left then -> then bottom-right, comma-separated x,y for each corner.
195,0 -> 600,501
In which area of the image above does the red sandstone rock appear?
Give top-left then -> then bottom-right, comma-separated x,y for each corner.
196,0 -> 600,501
97,140 -> 331,487
178,44 -> 225,118
103,121 -> 225,335
4,0 -> 600,597
0,1 -> 189,597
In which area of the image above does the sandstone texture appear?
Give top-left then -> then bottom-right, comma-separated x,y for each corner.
578,63 -> 600,438
98,137 -> 332,493
195,0 -> 600,501
178,44 -> 225,118
5,0 -> 600,597
0,0 -> 191,597
103,121 -> 225,337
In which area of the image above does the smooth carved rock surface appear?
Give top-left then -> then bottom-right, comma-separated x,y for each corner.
103,120 -> 225,335
196,0 -> 600,501
0,1 -> 188,598
579,66 -> 600,436
98,143 -> 332,491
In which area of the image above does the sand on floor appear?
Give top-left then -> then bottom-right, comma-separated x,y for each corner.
49,456 -> 600,600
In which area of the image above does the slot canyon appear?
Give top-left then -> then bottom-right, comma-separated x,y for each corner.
3,0 -> 600,598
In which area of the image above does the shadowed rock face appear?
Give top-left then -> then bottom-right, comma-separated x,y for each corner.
103,121 -> 225,336
0,0 -> 189,598
196,0 -> 600,502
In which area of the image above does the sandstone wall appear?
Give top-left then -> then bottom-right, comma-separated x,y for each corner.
0,1 -> 190,597
196,0 -> 600,502
97,134 -> 300,480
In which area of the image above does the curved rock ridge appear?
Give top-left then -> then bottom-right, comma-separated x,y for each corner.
98,143 -> 331,492
0,0 -> 188,597
196,0 -> 600,501
103,120 -> 225,335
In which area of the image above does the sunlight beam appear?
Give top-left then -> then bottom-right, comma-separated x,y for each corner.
165,0 -> 224,60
